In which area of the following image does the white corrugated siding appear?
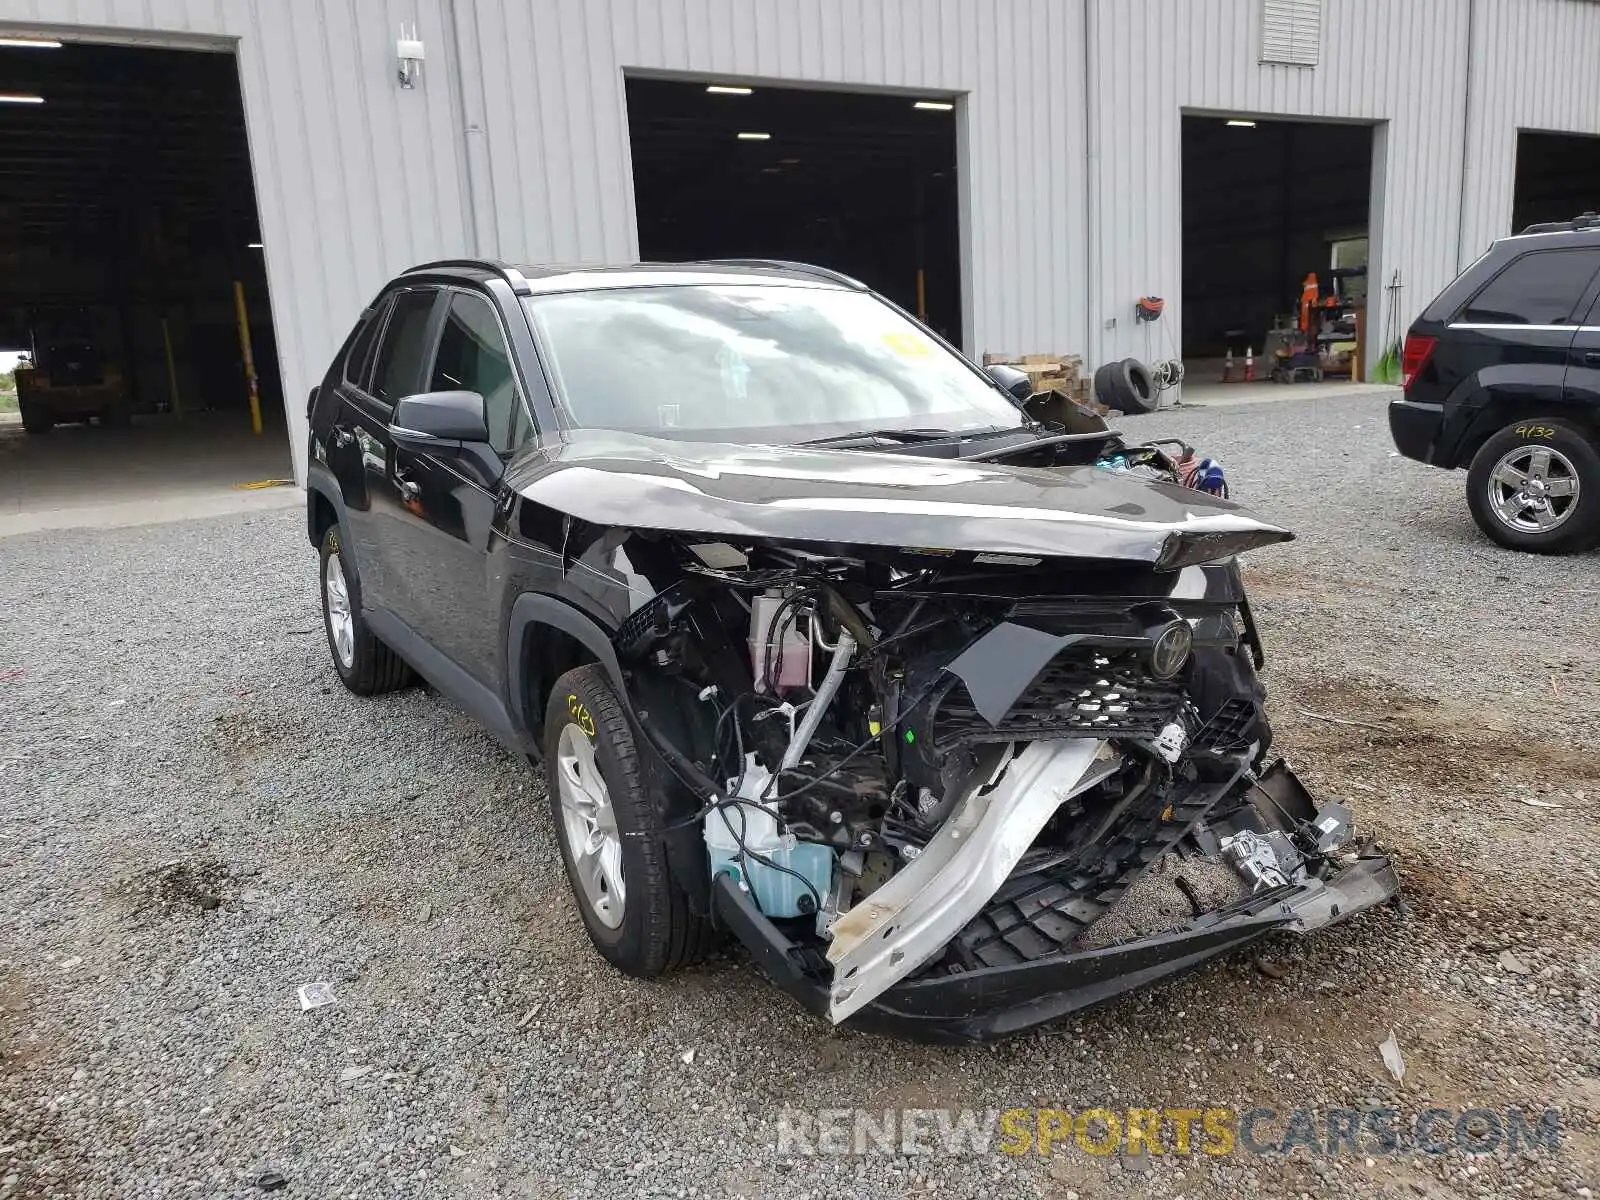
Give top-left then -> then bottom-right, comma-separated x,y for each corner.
450,0 -> 1087,364
1085,0 -> 1471,369
6,0 -> 1600,485
0,0 -> 474,484
1459,0 -> 1600,264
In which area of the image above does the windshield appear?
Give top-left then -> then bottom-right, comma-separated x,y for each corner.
523,283 -> 1024,442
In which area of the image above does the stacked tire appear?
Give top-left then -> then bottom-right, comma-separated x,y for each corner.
1093,358 -> 1157,415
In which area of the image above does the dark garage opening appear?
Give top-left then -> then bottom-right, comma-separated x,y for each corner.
626,77 -> 964,346
1181,116 -> 1374,380
1512,130 -> 1600,233
0,40 -> 288,502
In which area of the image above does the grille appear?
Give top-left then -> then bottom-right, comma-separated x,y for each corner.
935,649 -> 1183,744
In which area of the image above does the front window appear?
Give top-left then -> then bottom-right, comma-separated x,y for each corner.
523,284 -> 1022,442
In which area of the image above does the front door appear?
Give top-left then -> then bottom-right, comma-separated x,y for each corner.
384,289 -> 531,689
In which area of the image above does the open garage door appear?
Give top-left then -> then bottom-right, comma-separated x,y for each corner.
0,38 -> 290,525
1512,130 -> 1600,233
1180,115 -> 1375,390
625,77 -> 964,347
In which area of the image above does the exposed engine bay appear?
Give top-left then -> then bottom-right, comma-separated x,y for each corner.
603,511 -> 1400,1038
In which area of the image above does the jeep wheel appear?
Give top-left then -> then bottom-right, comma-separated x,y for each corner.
1466,419 -> 1600,554
544,664 -> 714,977
318,526 -> 413,694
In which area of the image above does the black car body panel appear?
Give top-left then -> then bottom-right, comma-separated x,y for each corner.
307,259 -> 1399,1041
503,429 -> 1292,563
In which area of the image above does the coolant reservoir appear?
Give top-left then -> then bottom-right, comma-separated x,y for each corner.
749,589 -> 810,691
705,756 -> 833,918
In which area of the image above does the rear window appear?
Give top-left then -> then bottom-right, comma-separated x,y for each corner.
1458,248 -> 1600,325
342,303 -> 386,389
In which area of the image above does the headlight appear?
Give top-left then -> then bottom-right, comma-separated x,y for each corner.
1147,619 -> 1193,679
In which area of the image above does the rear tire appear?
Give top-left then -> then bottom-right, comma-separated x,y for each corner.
318,526 -> 413,694
544,664 -> 715,977
1465,419 -> 1600,554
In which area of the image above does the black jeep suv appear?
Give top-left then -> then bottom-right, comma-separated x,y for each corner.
1389,217 -> 1600,553
303,258 -> 1397,1041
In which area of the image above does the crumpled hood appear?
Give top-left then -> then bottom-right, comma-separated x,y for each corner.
506,429 -> 1293,563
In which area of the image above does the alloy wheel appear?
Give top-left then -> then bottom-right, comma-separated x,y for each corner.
556,723 -> 626,929
1486,445 -> 1581,534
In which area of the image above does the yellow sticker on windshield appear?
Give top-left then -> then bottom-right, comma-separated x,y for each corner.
881,330 -> 932,357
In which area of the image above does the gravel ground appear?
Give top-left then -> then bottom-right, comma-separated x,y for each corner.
1,391 -> 1597,1199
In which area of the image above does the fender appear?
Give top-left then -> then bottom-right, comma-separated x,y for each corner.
1440,365 -> 1570,466
506,592 -> 625,737
305,461 -> 352,547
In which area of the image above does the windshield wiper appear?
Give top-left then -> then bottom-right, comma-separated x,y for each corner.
799,427 -> 959,447
799,425 -> 1015,448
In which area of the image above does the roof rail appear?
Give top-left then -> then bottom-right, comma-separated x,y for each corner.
1518,211 -> 1600,235
406,258 -> 534,296
697,258 -> 868,289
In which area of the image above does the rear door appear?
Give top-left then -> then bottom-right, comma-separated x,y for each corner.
383,288 -> 533,687
1441,247 -> 1600,455
339,286 -> 444,622
1561,265 -> 1600,416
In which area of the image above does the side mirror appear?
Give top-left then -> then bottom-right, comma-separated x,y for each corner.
389,389 -> 489,447
984,364 -> 1034,403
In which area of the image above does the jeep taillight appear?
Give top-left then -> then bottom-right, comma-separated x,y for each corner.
1401,334 -> 1436,390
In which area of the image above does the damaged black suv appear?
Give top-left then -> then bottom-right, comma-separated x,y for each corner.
304,258 -> 1399,1042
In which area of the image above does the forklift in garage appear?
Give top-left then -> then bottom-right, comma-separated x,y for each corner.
13,309 -> 130,435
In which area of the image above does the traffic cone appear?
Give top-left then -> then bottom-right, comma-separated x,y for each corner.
1222,347 -> 1234,383
1244,345 -> 1255,382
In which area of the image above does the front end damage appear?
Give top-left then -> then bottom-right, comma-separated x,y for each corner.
541,442 -> 1400,1042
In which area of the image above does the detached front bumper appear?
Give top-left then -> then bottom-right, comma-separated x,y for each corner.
712,844 -> 1400,1045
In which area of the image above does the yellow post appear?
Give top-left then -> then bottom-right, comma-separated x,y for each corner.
915,268 -> 928,323
234,279 -> 263,435
161,317 -> 182,417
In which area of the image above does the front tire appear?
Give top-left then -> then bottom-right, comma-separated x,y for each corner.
318,526 -> 413,694
544,664 -> 714,977
1466,419 -> 1600,554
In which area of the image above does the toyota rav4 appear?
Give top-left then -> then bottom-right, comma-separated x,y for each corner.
304,258 -> 1399,1042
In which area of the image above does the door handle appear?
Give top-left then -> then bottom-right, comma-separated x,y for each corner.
1584,351 -> 1600,365
393,465 -> 421,502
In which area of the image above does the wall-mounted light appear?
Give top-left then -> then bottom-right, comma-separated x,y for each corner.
913,100 -> 954,111
736,131 -> 771,141
0,37 -> 61,48
1227,119 -> 1257,128
396,24 -> 424,89
706,84 -> 752,95
0,93 -> 43,104
248,242 -> 264,249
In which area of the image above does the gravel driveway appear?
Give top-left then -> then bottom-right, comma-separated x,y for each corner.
1,393 -> 1596,1199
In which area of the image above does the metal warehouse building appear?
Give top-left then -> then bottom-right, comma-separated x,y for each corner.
4,0 -> 1600,486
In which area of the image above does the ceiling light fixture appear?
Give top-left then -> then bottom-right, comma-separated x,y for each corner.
736,131 -> 771,140
913,100 -> 954,111
0,37 -> 61,48
248,242 -> 264,249
0,93 -> 44,104
706,84 -> 752,95
1226,119 -> 1257,128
